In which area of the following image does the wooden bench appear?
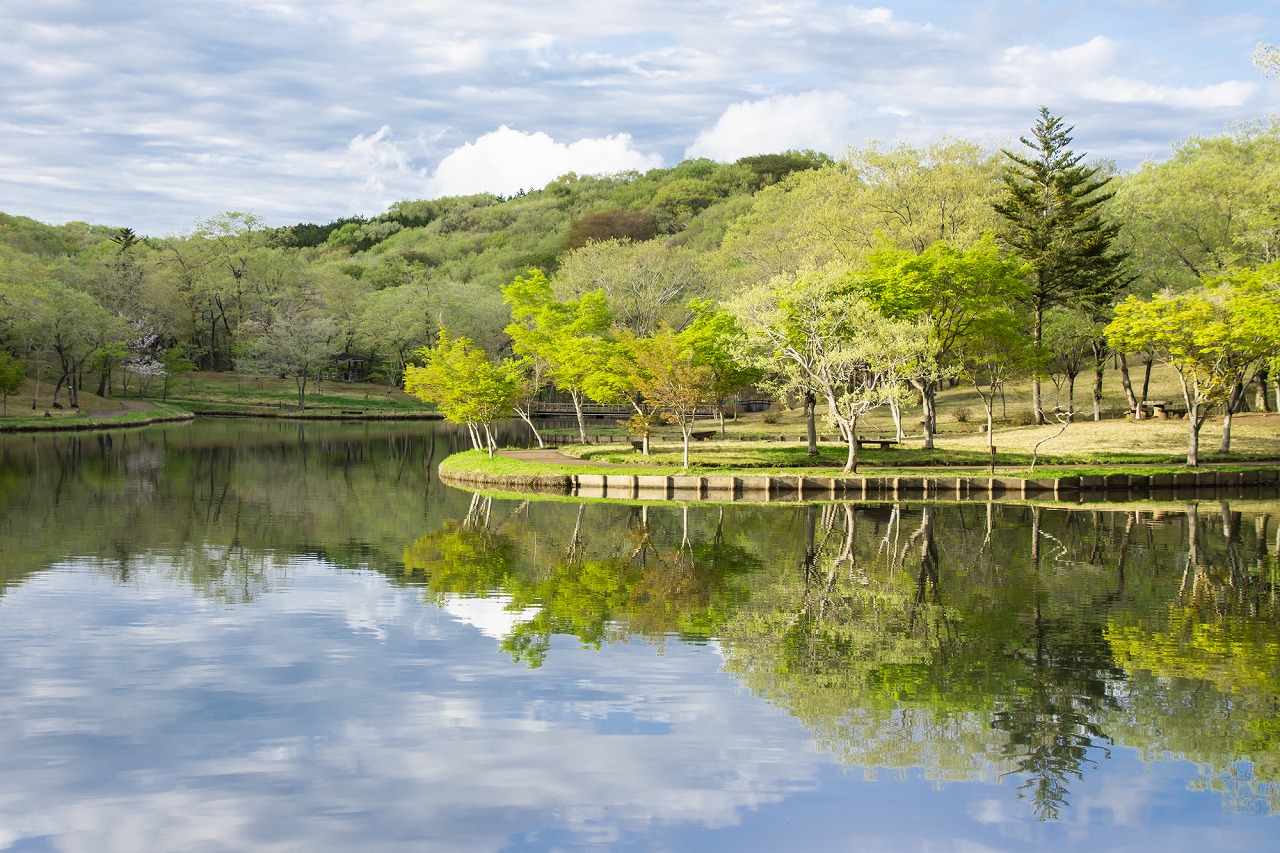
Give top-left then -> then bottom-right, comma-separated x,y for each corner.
691,429 -> 716,441
856,437 -> 899,450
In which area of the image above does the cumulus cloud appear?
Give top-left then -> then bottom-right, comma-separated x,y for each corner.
685,91 -> 861,160
424,126 -> 663,197
0,1 -> 1275,232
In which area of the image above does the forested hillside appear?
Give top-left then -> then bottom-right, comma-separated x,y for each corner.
2,116 -> 1279,464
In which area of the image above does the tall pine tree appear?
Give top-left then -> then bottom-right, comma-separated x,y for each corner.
994,107 -> 1127,423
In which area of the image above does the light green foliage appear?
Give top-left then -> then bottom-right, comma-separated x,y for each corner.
553,238 -> 710,335
679,301 -> 761,420
0,351 -> 25,415
503,269 -> 614,442
403,329 -> 522,455
624,327 -> 716,468
236,309 -> 341,410
1106,264 -> 1280,463
858,235 -> 1029,446
720,139 -> 1003,291
1111,118 -> 1280,293
733,266 -> 919,472
23,278 -> 126,407
843,137 -> 1004,253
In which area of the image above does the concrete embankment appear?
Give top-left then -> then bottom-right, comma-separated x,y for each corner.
440,465 -> 1280,503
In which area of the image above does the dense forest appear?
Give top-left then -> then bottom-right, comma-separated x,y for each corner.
2,113 -> 1279,463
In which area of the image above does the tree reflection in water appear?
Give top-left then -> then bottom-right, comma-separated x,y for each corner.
405,497 -> 1280,820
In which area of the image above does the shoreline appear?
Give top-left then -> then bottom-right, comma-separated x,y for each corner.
439,453 -> 1280,504
0,406 -> 444,433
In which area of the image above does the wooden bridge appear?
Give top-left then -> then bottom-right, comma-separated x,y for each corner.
530,400 -> 771,419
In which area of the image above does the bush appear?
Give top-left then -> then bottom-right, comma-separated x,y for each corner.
953,406 -> 972,424
761,405 -> 784,424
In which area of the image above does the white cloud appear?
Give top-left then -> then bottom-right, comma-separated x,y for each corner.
425,126 -> 663,197
1,1 -> 1277,232
686,91 -> 860,160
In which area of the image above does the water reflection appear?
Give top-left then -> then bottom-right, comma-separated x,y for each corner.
1,421 -> 1278,850
404,494 -> 1280,822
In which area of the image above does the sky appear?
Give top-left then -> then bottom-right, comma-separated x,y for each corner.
1,0 -> 1277,236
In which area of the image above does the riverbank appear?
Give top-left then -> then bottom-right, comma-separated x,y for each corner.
0,401 -> 195,433
439,430 -> 1280,503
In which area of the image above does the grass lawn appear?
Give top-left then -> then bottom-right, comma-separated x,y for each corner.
527,362 -> 1280,475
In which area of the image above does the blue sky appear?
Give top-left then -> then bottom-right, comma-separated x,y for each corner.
1,0 -> 1276,235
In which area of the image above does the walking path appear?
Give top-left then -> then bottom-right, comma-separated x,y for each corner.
496,448 -> 619,467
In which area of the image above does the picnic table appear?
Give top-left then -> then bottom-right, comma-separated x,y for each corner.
1142,401 -> 1188,419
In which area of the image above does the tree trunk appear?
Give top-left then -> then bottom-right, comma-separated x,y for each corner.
1091,340 -> 1105,421
1187,408 -> 1200,466
1141,357 -> 1153,411
1253,364 -> 1274,412
804,391 -> 818,457
1032,305 -> 1045,425
840,416 -> 860,474
1118,352 -> 1138,417
515,407 -> 545,447
571,390 -> 588,442
1220,380 -> 1246,453
917,379 -> 937,450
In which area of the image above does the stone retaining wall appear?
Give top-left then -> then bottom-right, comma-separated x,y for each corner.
440,466 -> 1280,503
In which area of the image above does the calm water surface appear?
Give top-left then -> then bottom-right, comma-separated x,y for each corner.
0,420 -> 1277,851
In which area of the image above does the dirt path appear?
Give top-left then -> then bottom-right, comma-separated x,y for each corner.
496,448 -> 620,467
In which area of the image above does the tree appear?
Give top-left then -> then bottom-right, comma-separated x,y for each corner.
503,270 -> 614,442
404,329 -> 522,456
1106,275 -> 1280,464
23,280 -> 124,409
843,137 -> 1004,254
1041,307 -> 1096,417
960,305 -> 1033,468
1256,42 -> 1280,75
733,266 -> 917,472
237,309 -> 340,410
995,108 -> 1128,424
158,345 -> 196,402
858,235 -> 1028,447
0,351 -> 25,416
553,239 -> 709,336
562,209 -> 656,250
1111,118 -> 1280,293
355,283 -> 437,390
678,302 -> 762,436
625,328 -> 717,469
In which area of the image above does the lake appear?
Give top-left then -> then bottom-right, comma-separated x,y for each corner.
0,420 -> 1277,851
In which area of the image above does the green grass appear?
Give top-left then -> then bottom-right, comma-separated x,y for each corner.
159,372 -> 433,414
0,402 -> 193,433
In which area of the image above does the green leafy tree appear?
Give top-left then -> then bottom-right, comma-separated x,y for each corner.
404,329 -> 522,455
1106,270 -> 1280,464
858,235 -> 1029,447
995,108 -> 1129,424
625,328 -> 716,468
503,269 -> 614,442
678,301 -> 762,435
553,239 -> 709,336
733,266 -> 919,472
0,351 -> 25,416
237,309 -> 341,410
